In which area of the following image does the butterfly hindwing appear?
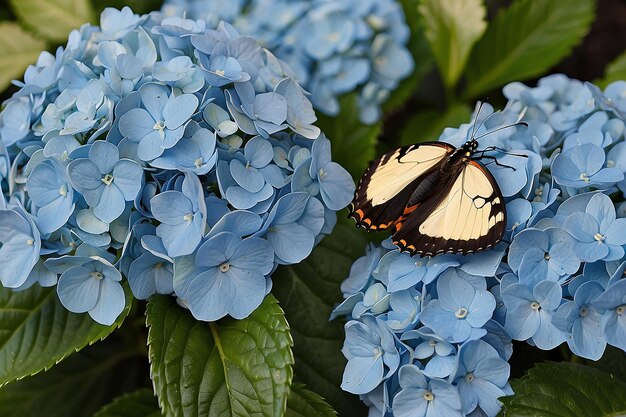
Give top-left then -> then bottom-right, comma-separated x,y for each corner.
392,160 -> 506,256
349,142 -> 453,231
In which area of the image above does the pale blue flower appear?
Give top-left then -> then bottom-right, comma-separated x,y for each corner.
0,205 -> 41,288
67,141 -> 144,223
27,160 -> 75,234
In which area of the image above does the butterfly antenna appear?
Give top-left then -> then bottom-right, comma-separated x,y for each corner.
474,121 -> 528,141
469,101 -> 485,141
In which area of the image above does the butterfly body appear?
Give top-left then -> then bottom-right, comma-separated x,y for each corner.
350,139 -> 506,257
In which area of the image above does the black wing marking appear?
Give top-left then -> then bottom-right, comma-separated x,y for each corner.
349,142 -> 453,231
392,160 -> 506,257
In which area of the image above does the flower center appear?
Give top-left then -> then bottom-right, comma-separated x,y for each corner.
183,213 -> 193,222
455,307 -> 468,319
465,372 -> 475,383
594,233 -> 605,242
429,340 -> 437,347
617,305 -> 625,315
90,271 -> 104,280
414,261 -> 423,267
153,120 -> 166,132
530,301 -> 541,310
101,174 -> 114,186
26,239 -> 34,246
215,69 -> 225,77
326,32 -> 341,43
59,184 -> 68,197
423,391 -> 434,402
154,262 -> 163,269
194,158 -> 203,168
579,172 -> 590,183
607,160 -> 616,167
219,263 -> 230,272
544,252 -> 551,260
318,168 -> 327,179
579,306 -> 589,317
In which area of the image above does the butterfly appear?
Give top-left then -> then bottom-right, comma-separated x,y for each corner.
349,121 -> 526,257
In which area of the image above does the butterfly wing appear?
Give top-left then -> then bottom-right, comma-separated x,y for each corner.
349,142 -> 454,231
392,159 -> 506,256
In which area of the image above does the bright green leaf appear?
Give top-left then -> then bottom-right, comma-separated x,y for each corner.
399,104 -> 472,146
0,22 -> 46,92
418,0 -> 487,89
317,94 -> 380,180
464,0 -> 595,99
146,294 -> 293,417
94,389 -> 161,417
286,384 -> 336,417
500,362 -> 626,417
597,50 -> 626,89
10,0 -> 96,43
272,223 -> 369,417
0,335 -> 148,417
92,0 -> 163,15
0,285 -> 131,387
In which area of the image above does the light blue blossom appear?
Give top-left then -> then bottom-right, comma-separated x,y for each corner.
0,205 -> 41,288
552,144 -> 623,190
151,122 -> 218,175
562,193 -> 626,262
50,256 -> 125,325
402,329 -> 456,378
593,279 -> 626,351
453,340 -> 512,417
118,83 -> 198,161
150,172 -> 206,258
174,231 -> 273,321
67,141 -> 144,223
502,280 -> 567,350
341,315 -> 400,395
393,365 -> 463,417
420,270 -> 495,343
27,160 -> 75,234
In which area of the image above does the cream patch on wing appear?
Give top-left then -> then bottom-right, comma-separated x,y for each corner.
418,164 -> 504,240
366,146 -> 448,206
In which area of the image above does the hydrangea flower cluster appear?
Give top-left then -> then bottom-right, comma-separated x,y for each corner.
333,75 -> 626,417
0,7 -> 354,326
162,0 -> 414,124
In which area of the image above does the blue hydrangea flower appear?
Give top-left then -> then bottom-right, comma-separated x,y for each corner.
0,205 -> 41,288
393,365 -> 463,417
420,270 -> 496,343
453,340 -> 512,416
173,231 -> 273,321
27,160 -> 75,234
552,144 -> 623,190
553,281 -> 606,360
118,83 -> 199,161
68,141 -> 144,224
402,329 -> 456,378
502,280 -> 566,350
341,315 -> 400,395
49,256 -> 125,325
593,279 -> 626,351
150,172 -> 207,258
562,193 -> 626,262
151,122 -> 218,175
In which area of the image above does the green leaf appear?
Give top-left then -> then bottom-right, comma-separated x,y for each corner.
94,389 -> 161,417
9,0 -> 96,43
0,285 -> 131,387
464,0 -> 595,99
272,222 -> 369,417
92,0 -> 163,15
0,22 -> 46,92
285,385 -> 336,417
399,104 -> 472,146
383,0 -> 434,112
597,50 -> 626,89
418,0 -> 487,89
582,345 -> 626,383
317,94 -> 380,180
500,362 -> 626,417
146,294 -> 293,417
0,334 -> 149,417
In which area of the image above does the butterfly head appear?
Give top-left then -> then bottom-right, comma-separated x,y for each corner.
463,139 -> 479,154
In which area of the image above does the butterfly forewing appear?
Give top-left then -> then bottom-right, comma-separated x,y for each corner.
392,160 -> 506,256
349,142 -> 453,231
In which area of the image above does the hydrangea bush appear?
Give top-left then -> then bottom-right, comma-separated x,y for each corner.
161,0 -> 414,124
333,75 -> 626,417
0,6 -> 355,325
